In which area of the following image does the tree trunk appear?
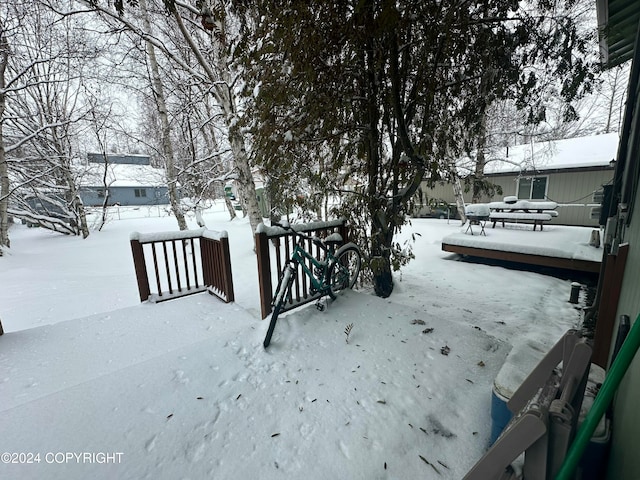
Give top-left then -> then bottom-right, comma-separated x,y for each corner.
141,0 -> 187,231
63,165 -> 90,238
0,29 -> 9,254
472,74 -> 489,204
0,127 -> 8,254
472,144 -> 486,204
223,194 -> 236,220
98,152 -> 110,231
362,20 -> 393,298
452,173 -> 467,224
229,134 -> 262,232
173,6 -> 262,237
604,66 -> 623,134
370,206 -> 394,298
73,194 -> 90,238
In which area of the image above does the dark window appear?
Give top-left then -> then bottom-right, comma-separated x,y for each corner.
517,178 -> 531,199
134,188 -> 147,198
517,177 -> 547,200
97,189 -> 105,198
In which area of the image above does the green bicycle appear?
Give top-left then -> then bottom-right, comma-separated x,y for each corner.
263,221 -> 362,348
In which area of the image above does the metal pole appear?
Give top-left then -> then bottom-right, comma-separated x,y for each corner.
555,312 -> 640,480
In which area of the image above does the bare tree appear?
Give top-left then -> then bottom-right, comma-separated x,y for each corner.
139,0 -> 188,230
0,14 -> 10,253
171,1 -> 263,235
1,1 -> 97,249
75,0 -> 263,238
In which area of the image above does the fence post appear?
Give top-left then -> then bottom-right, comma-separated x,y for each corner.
130,237 -> 151,302
255,230 -> 272,318
338,221 -> 349,244
220,235 -> 235,302
200,237 -> 212,287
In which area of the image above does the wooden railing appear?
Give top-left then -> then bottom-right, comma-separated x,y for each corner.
130,227 -> 234,304
255,219 -> 348,319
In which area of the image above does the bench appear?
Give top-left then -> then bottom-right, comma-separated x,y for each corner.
465,204 -> 491,236
489,211 -> 553,231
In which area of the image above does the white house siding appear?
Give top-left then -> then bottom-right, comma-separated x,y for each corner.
417,167 -> 613,226
606,182 -> 640,480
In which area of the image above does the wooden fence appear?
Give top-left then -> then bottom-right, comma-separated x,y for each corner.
255,219 -> 348,319
130,227 -> 234,304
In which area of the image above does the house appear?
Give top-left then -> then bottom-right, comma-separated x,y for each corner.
592,1 -> 640,478
78,154 -> 172,207
418,133 -> 619,226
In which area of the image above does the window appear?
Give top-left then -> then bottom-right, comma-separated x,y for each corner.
97,188 -> 105,198
134,188 -> 147,198
517,176 -> 547,200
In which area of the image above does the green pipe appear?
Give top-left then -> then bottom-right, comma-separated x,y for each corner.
556,312 -> 640,480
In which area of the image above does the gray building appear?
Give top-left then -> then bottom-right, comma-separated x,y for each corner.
417,133 -> 619,226
78,154 -> 172,207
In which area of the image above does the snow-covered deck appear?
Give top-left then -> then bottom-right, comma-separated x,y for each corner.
441,224 -> 602,273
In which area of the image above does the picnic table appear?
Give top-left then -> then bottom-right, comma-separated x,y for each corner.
488,200 -> 558,231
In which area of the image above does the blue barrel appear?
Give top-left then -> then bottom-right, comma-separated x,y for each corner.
490,386 -> 512,445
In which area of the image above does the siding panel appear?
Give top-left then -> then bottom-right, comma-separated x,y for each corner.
608,181 -> 640,480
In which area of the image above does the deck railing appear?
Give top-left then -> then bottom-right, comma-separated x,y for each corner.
255,219 -> 348,319
130,228 -> 234,303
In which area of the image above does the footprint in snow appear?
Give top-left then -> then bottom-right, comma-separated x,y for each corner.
145,434 -> 158,452
173,370 -> 189,385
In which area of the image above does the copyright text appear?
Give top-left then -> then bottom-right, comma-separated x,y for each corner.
1,452 -> 123,464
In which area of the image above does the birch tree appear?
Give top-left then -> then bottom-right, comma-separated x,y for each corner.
139,0 -> 187,230
1,1 -> 97,250
83,0 -> 263,237
0,18 -> 9,253
171,1 -> 262,234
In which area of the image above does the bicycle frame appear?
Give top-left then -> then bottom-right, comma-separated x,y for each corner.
287,240 -> 334,295
264,222 -> 361,348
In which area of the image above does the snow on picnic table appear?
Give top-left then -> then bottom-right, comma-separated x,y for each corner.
0,205 -> 585,479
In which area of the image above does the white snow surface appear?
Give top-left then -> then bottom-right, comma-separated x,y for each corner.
0,203 -> 586,479
443,223 -> 603,263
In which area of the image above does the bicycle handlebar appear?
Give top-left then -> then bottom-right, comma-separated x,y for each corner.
273,222 -> 326,248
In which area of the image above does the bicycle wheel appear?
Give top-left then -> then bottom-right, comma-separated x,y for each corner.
328,245 -> 361,296
263,267 -> 294,348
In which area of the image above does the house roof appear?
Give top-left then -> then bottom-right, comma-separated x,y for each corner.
78,163 -> 167,188
482,133 -> 620,175
596,0 -> 640,67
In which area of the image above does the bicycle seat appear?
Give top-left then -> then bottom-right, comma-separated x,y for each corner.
323,233 -> 343,246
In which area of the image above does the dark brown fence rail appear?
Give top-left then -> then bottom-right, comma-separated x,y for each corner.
255,219 -> 348,319
130,228 -> 234,304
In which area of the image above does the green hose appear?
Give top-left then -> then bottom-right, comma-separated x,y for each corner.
555,312 -> 640,480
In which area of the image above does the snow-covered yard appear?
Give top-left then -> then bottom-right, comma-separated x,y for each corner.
0,203 -> 587,479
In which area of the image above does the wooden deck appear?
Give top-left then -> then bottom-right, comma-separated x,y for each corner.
441,242 -> 601,274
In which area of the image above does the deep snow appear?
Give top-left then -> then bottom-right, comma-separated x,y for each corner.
0,203 -> 590,479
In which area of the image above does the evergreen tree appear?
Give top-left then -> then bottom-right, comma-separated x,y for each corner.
233,0 -> 596,297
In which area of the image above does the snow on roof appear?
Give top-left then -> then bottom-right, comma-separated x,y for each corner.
483,132 -> 620,175
78,162 -> 167,188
